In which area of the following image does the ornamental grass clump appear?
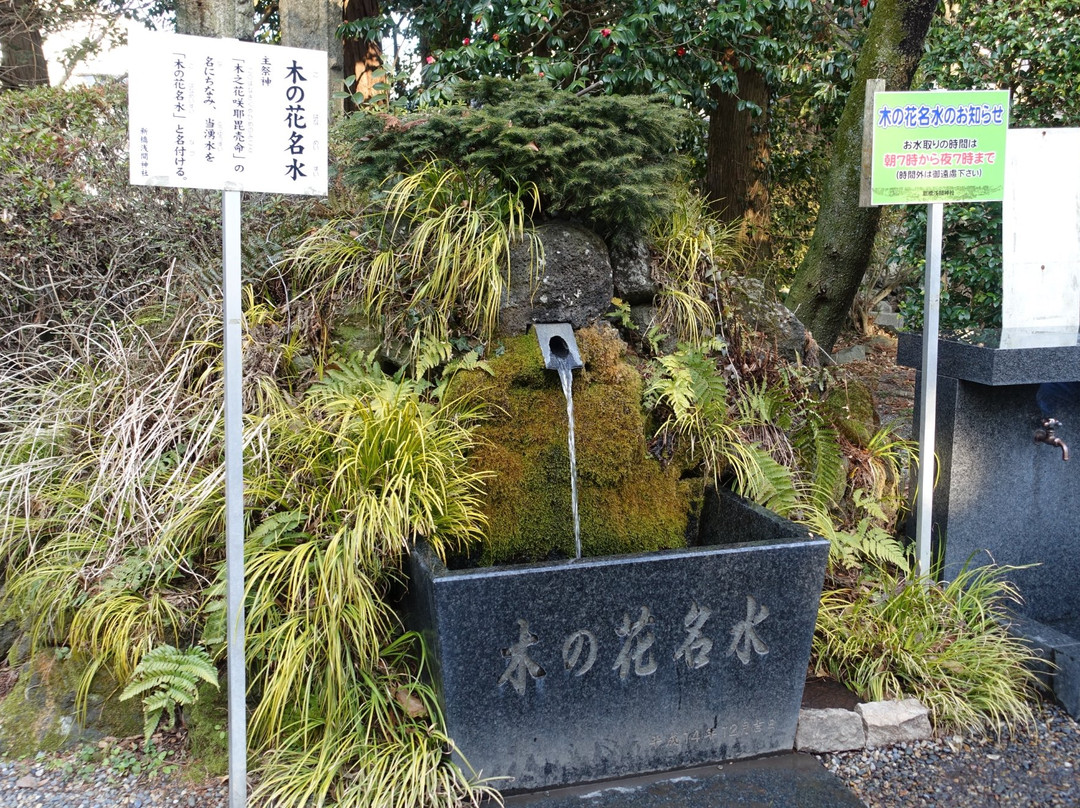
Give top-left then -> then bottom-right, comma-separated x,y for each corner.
0,305 -> 498,807
291,161 -> 541,368
813,563 -> 1038,733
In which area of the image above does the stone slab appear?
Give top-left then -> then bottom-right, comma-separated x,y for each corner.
856,699 -> 931,748
1008,614 -> 1076,692
897,331 -> 1080,386
408,488 -> 830,791
1010,614 -> 1080,719
499,754 -> 866,808
795,708 -> 866,753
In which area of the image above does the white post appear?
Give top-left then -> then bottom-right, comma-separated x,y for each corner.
223,189 -> 247,808
915,202 -> 944,579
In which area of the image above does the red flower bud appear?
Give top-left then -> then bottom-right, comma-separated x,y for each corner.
425,56 -> 435,64
493,33 -> 500,41
601,28 -> 611,38
463,37 -> 470,45
677,47 -> 686,57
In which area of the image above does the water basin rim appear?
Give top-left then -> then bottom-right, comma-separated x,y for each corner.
414,533 -> 828,582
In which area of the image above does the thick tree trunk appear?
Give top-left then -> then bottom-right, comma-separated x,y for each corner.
708,70 -> 768,239
0,0 -> 49,91
342,0 -> 381,106
175,0 -> 253,39
278,0 -> 344,111
784,0 -> 939,352
706,68 -> 771,260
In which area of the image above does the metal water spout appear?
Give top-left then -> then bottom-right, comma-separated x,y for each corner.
533,322 -> 583,372
533,323 -> 584,560
1035,417 -> 1070,461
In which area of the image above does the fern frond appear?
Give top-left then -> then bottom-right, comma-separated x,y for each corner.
794,420 -> 845,510
120,644 -> 218,747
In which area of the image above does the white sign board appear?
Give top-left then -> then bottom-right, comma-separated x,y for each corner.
1000,128 -> 1080,348
128,30 -> 328,196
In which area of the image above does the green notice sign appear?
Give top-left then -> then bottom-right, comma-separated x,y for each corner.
870,89 -> 1010,206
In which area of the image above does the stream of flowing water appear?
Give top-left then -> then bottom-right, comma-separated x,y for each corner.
553,356 -> 581,560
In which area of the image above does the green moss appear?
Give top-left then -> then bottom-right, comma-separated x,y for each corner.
0,652 -> 142,757
185,680 -> 229,778
456,326 -> 693,565
823,379 -> 878,446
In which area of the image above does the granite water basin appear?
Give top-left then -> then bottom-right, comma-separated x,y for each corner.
407,486 -> 829,792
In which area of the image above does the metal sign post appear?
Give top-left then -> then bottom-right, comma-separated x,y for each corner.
222,189 -> 246,808
915,203 -> 943,577
862,84 -> 1010,579
127,30 -> 328,808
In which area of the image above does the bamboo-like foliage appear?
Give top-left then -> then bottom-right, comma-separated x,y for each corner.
0,308 -> 495,806
233,353 -> 493,805
648,188 -> 743,347
0,309 -> 225,683
292,162 -> 542,368
252,635 -> 498,808
814,563 -> 1038,733
644,345 -> 914,572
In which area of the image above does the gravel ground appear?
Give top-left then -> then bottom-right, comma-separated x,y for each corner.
0,698 -> 1077,807
818,698 -> 1080,808
0,749 -> 228,808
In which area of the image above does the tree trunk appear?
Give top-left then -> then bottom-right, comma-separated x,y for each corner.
784,0 -> 939,352
342,0 -> 381,106
706,67 -> 770,260
175,0 -> 253,39
278,0 -> 344,112
0,0 -> 49,91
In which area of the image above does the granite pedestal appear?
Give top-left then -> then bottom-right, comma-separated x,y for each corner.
407,487 -> 829,792
898,331 -> 1080,716
499,753 -> 866,808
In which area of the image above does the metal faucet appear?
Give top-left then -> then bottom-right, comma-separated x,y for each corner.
1035,417 -> 1070,461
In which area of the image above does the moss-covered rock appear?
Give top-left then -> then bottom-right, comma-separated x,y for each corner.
453,325 -> 693,565
0,652 -> 142,756
823,379 -> 879,446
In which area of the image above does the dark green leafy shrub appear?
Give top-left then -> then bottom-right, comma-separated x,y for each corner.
897,203 -> 1002,331
340,76 -> 694,234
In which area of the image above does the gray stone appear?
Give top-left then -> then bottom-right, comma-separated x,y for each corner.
900,333 -> 1080,719
501,222 -> 614,335
629,305 -> 676,354
730,278 -> 807,362
0,652 -> 142,756
501,754 -> 866,808
407,487 -> 829,791
1053,643 -> 1080,719
1007,614 -> 1070,693
873,312 -> 902,331
330,303 -> 409,371
609,232 -> 657,305
795,708 -> 865,753
856,699 -> 931,748
0,621 -> 19,662
832,344 -> 867,364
